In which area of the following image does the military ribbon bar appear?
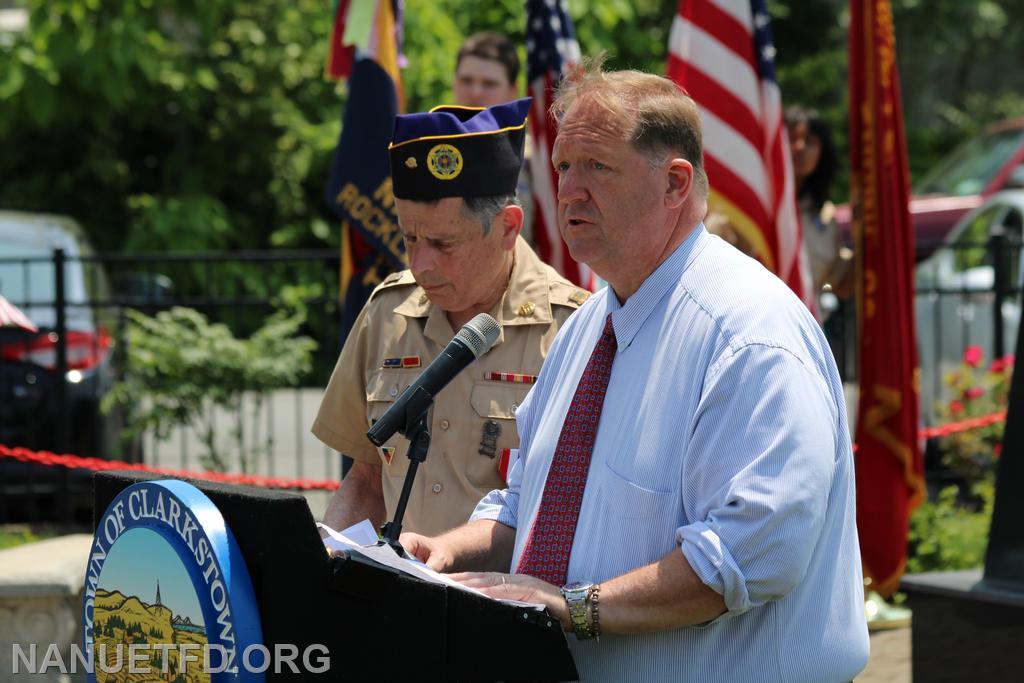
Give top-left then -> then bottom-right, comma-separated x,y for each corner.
485,371 -> 537,384
382,356 -> 421,368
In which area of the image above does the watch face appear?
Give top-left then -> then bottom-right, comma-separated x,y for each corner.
564,581 -> 591,592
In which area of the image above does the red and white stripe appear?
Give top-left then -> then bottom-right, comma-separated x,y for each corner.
530,77 -> 596,291
0,295 -> 38,332
667,0 -> 815,311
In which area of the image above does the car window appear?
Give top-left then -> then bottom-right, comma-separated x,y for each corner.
916,127 -> 1024,196
0,244 -> 55,303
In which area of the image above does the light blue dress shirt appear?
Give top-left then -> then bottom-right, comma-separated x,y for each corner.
471,225 -> 869,682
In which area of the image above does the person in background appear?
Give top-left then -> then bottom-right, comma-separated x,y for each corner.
454,32 -> 536,247
785,105 -> 853,303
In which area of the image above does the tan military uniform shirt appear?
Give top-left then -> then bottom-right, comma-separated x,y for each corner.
313,237 -> 588,536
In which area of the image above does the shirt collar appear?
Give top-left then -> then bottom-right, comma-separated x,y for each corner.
605,224 -> 709,350
393,236 -> 555,348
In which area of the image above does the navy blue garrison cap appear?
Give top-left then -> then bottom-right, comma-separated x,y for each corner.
388,97 -> 532,200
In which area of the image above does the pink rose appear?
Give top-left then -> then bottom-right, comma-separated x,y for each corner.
949,400 -> 964,415
1005,354 -> 1016,368
964,386 -> 984,400
963,345 -> 983,367
991,359 -> 1006,373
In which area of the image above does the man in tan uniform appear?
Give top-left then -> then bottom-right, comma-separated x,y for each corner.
313,97 -> 587,537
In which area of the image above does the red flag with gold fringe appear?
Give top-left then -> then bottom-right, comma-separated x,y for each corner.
849,0 -> 925,597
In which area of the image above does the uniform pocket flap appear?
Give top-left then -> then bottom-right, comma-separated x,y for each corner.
470,382 -> 530,420
366,368 -> 421,403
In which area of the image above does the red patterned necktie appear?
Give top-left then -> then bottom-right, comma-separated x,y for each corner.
515,314 -> 617,585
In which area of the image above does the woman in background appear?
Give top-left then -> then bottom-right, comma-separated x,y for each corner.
786,105 -> 853,302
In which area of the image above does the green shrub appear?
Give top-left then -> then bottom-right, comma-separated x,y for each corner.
103,296 -> 317,473
907,481 -> 993,574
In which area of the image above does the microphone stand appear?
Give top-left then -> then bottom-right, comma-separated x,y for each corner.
378,389 -> 433,557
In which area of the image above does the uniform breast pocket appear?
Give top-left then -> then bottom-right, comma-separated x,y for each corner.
467,382 -> 530,487
365,369 -> 422,477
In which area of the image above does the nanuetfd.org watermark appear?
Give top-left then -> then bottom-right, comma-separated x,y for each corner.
11,643 -> 331,675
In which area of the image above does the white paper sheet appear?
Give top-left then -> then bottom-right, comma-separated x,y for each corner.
317,522 -> 544,610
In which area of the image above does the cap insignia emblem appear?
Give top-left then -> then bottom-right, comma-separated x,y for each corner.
427,144 -> 464,180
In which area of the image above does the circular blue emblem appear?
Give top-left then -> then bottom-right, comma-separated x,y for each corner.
82,480 -> 264,681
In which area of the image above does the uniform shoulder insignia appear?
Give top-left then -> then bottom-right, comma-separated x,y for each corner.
370,270 -> 416,296
548,279 -> 591,309
568,289 -> 590,306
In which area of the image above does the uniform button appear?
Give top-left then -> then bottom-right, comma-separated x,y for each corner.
389,387 -> 398,397
431,483 -> 443,494
440,419 -> 450,430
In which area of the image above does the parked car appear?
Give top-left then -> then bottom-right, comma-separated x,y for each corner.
915,191 -> 1024,425
0,211 -> 137,523
838,118 -> 1024,261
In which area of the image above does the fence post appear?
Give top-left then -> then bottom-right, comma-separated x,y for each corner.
53,248 -> 71,524
990,227 -> 1007,360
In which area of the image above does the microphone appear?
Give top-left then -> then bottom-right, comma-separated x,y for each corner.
367,313 -> 501,446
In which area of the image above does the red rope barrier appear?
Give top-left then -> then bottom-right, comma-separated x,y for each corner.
0,444 -> 340,491
920,411 -> 1006,439
0,409 -> 1008,488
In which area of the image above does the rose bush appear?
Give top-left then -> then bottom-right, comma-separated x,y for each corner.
935,345 -> 1014,488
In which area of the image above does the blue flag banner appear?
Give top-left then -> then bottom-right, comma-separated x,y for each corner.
325,57 -> 406,339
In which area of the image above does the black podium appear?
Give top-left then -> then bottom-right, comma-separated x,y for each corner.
901,316 -> 1024,682
93,470 -> 578,681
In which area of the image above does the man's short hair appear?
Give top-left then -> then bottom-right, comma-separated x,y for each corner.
456,32 -> 520,86
411,195 -> 520,236
463,194 -> 519,235
551,58 -> 709,198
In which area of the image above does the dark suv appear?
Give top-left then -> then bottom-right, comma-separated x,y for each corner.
0,211 -> 134,522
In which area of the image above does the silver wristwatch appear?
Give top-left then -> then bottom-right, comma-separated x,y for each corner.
560,581 -> 595,640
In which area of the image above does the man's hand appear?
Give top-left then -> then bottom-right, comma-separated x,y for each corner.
451,572 -> 570,631
398,520 -> 517,573
399,532 -> 455,572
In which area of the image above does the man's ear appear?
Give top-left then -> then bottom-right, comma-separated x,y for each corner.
665,158 -> 694,210
496,204 -> 524,249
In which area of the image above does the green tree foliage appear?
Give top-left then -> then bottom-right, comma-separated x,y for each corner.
3,0 -> 1023,251
0,0 -> 341,252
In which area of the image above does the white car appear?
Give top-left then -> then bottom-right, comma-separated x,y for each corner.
916,191 -> 1024,423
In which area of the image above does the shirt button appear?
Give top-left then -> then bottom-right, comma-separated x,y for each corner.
431,483 -> 443,494
511,403 -> 518,414
440,419 -> 450,430
389,387 -> 398,398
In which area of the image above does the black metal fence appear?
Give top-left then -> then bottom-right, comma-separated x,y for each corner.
1,248 -> 344,526
1,238 -> 1020,526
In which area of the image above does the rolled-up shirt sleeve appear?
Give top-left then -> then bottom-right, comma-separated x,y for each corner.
470,448 -> 521,528
678,342 -> 839,616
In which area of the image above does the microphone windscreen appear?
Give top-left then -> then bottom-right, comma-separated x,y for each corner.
457,313 -> 501,358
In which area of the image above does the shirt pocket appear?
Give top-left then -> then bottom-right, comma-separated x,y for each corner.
601,464 -> 676,521
365,368 -> 422,477
467,382 -> 530,487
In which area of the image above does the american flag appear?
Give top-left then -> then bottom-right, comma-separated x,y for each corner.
667,0 -> 815,310
526,0 -> 594,290
0,295 -> 38,332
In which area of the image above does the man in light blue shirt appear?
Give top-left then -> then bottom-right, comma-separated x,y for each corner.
401,64 -> 869,682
